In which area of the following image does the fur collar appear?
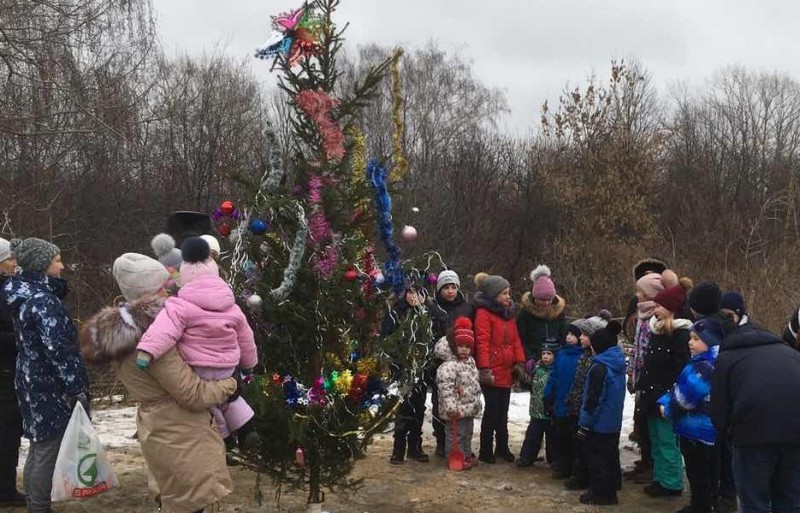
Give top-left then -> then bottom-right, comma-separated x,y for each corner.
79,295 -> 165,364
473,292 -> 517,320
520,292 -> 566,320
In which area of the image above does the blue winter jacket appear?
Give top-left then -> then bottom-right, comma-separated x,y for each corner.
579,345 -> 626,433
544,343 -> 584,418
658,347 -> 717,445
4,271 -> 89,442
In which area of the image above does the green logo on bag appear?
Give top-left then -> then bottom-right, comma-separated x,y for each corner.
77,453 -> 98,487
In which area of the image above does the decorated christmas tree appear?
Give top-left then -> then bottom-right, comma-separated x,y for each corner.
218,0 -> 439,507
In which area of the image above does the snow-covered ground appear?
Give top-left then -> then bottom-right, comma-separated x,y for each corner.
18,405 -> 140,467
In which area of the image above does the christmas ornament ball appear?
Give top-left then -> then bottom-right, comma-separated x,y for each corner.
249,218 -> 268,235
401,225 -> 418,241
220,200 -> 235,215
426,273 -> 438,285
344,269 -> 359,282
247,294 -> 263,309
218,224 -> 232,237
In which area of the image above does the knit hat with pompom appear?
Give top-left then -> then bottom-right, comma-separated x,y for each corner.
573,309 -> 613,336
178,237 -> 219,286
448,317 -> 475,355
151,233 -> 183,270
474,272 -> 510,299
530,265 -> 556,301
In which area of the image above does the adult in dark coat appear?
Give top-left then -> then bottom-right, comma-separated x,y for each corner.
0,238 -> 25,507
427,270 -> 474,457
782,306 -> 800,350
4,238 -> 90,513
711,323 -> 800,513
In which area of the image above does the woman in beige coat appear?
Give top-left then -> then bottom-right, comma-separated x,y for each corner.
80,253 -> 236,513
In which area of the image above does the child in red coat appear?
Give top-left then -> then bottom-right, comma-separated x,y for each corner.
473,273 -> 526,464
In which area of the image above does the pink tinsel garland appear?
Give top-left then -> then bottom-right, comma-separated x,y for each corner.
296,89 -> 345,163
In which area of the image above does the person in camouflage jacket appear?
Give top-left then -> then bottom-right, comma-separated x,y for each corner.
518,342 -> 558,467
3,238 -> 89,513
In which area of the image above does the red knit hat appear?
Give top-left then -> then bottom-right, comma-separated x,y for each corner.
654,285 -> 686,314
449,317 -> 475,353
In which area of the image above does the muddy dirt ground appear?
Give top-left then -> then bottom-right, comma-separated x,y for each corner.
6,402 -> 699,513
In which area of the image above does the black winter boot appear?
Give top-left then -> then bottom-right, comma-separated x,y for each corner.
495,447 -> 515,463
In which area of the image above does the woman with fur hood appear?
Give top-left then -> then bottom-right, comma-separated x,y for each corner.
517,265 -> 567,362
80,253 -> 236,513
435,317 -> 482,469
473,272 -> 526,464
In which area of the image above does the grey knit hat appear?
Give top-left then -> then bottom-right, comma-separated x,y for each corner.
151,233 -> 183,270
573,315 -> 608,337
0,237 -> 11,263
10,238 -> 60,273
474,273 -> 510,299
113,253 -> 170,302
437,269 -> 460,292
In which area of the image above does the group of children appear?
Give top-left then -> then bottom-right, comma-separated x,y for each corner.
387,264 -> 728,510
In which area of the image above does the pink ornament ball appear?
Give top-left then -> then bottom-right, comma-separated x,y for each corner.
401,225 -> 418,241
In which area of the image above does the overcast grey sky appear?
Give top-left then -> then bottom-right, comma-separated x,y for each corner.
153,0 -> 800,134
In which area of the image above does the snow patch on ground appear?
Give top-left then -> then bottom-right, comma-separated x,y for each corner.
16,392 -> 638,471
18,405 -> 139,468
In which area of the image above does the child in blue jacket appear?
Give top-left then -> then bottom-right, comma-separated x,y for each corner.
544,323 -> 585,479
658,318 -> 723,513
578,320 -> 626,506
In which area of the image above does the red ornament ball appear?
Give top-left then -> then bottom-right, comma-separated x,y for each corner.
218,223 -> 232,237
344,269 -> 359,282
220,200 -> 235,215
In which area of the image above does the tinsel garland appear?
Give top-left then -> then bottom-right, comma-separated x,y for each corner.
263,118 -> 285,192
389,49 -> 409,183
367,158 -> 404,295
270,202 -> 308,301
349,126 -> 369,210
296,89 -> 345,163
307,174 -> 339,278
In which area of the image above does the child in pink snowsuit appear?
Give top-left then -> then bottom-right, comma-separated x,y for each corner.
137,237 -> 257,441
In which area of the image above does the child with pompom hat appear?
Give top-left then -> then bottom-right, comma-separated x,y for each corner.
517,265 -> 567,362
472,272 -> 526,464
435,317 -> 483,470
137,237 -> 259,451
639,281 -> 694,498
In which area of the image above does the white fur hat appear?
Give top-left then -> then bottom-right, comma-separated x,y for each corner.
113,253 -> 169,302
200,234 -> 220,255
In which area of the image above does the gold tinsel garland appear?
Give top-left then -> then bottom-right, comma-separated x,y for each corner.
389,48 -> 409,183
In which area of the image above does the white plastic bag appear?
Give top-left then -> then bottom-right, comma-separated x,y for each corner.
51,402 -> 118,501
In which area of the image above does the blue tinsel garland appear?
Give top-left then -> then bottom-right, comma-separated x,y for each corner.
366,158 -> 404,295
